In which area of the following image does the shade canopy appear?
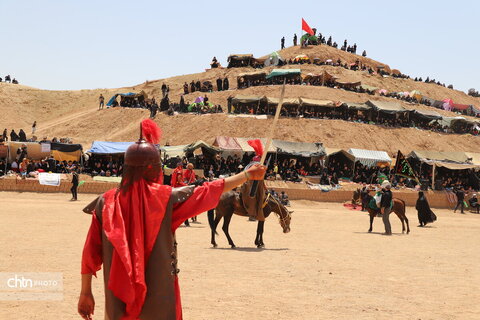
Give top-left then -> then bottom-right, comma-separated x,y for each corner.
348,148 -> 392,167
266,69 -> 301,79
366,100 -> 407,114
88,141 -> 135,154
272,140 -> 325,157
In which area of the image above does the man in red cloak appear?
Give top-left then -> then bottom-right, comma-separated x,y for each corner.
182,163 -> 196,185
170,161 -> 186,188
78,120 -> 266,320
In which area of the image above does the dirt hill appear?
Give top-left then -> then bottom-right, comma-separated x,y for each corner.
1,44 -> 479,155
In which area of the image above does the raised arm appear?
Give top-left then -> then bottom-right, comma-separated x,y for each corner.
171,164 -> 266,231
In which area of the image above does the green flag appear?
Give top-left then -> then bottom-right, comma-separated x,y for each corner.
393,150 -> 419,182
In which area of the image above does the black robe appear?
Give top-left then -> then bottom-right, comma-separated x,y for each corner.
415,195 -> 437,225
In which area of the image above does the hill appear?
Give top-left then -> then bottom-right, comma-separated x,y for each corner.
1,44 -> 479,155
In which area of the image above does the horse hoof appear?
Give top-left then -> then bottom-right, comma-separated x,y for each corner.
212,244 -> 217,248
231,245 -> 236,249
368,230 -> 372,233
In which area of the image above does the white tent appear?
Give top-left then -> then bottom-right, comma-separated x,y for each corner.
348,148 -> 392,167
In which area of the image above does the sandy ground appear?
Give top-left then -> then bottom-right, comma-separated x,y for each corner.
0,192 -> 479,320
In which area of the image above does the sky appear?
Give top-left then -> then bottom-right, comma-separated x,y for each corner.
0,0 -> 479,92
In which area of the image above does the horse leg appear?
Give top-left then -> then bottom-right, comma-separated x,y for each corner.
404,215 -> 410,234
368,212 -> 374,233
222,214 -> 236,248
211,215 -> 222,248
255,221 -> 265,248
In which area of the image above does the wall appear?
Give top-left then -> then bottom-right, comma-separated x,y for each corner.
0,178 -> 454,209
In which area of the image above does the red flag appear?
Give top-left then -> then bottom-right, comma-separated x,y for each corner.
302,18 -> 314,35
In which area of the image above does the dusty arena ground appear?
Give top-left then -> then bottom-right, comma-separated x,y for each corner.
0,192 -> 479,320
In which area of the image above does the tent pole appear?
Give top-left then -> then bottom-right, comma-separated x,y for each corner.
431,162 -> 436,190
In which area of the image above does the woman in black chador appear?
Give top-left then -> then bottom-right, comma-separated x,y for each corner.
415,191 -> 437,227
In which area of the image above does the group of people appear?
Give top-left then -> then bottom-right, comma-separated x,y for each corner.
183,77 -> 229,95
230,102 -> 479,136
0,74 -> 19,84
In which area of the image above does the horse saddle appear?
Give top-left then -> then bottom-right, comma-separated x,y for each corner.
239,180 -> 266,221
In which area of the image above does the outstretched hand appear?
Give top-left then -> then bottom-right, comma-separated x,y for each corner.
78,292 -> 95,320
246,164 -> 267,180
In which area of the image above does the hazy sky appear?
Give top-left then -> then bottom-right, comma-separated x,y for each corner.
1,0 -> 478,92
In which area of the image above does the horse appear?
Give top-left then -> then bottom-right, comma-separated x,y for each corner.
209,191 -> 292,248
352,190 -> 410,234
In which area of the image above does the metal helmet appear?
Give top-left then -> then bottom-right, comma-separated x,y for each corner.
124,120 -> 161,167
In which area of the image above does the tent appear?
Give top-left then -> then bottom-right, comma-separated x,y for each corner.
212,136 -> 242,151
234,138 -> 276,153
227,54 -> 254,68
407,150 -> 480,173
335,79 -> 361,89
50,142 -> 83,162
272,140 -> 325,157
231,95 -> 266,104
264,51 -> 284,67
184,140 -> 220,155
161,145 -> 188,158
266,97 -> 301,107
299,98 -> 339,108
106,92 -> 147,107
87,141 -> 135,154
410,90 -> 423,101
366,100 -> 407,114
407,150 -> 469,164
325,148 -> 355,161
348,148 -> 392,167
410,109 -> 442,121
360,84 -> 378,92
236,71 -> 267,88
266,69 -> 301,80
345,102 -> 372,111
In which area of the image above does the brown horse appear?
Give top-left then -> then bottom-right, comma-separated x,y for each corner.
209,191 -> 292,248
352,190 -> 410,234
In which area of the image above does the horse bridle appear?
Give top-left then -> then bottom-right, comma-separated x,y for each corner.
269,195 -> 291,226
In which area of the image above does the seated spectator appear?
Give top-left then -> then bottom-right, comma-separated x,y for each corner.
469,194 -> 479,213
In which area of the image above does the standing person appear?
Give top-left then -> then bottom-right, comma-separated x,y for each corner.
223,77 -> 229,91
78,119 -> 266,320
170,161 -> 186,188
71,168 -> 79,201
415,191 -> 437,226
380,180 -> 393,235
18,129 -> 27,142
453,186 -> 465,214
98,94 -> 105,110
281,36 -> 285,49
183,163 -> 196,185
293,33 -> 297,46
2,128 -> 7,141
32,121 -> 37,135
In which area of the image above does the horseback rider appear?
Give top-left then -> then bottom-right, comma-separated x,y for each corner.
240,140 -> 266,221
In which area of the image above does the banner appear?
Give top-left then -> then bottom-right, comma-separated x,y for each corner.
393,150 -> 419,182
40,143 -> 51,153
38,173 -> 61,186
